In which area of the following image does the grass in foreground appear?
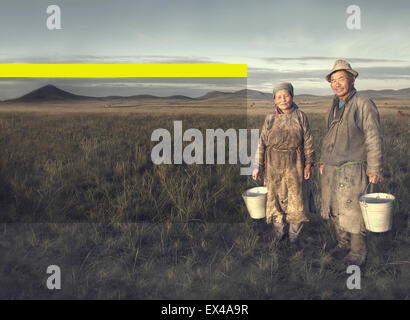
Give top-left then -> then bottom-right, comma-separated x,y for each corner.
0,112 -> 408,299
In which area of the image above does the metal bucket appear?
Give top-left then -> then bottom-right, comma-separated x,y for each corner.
242,187 -> 267,219
359,192 -> 395,232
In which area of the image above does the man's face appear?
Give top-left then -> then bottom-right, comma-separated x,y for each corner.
330,70 -> 355,100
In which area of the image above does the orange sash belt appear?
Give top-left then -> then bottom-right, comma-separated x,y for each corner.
268,146 -> 299,152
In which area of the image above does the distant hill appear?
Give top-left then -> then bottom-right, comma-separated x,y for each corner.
8,85 -> 93,102
196,90 -> 236,100
237,89 -> 273,100
196,89 -> 273,100
4,84 -> 410,103
359,88 -> 410,99
5,85 -> 195,103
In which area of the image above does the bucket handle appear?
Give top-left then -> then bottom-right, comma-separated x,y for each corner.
360,183 -> 372,229
360,183 -> 374,207
363,182 -> 374,195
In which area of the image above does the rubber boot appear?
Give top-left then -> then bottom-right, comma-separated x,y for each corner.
329,223 -> 350,257
345,233 -> 367,266
252,218 -> 267,242
273,222 -> 285,242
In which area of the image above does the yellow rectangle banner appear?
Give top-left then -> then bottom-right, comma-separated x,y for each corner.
0,64 -> 247,78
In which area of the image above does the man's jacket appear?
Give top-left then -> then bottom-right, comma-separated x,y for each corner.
320,90 -> 383,175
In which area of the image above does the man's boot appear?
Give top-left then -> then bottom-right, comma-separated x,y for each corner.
329,223 -> 350,257
251,218 -> 267,242
344,233 -> 367,266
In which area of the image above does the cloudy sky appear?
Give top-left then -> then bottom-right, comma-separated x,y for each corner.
0,0 -> 409,99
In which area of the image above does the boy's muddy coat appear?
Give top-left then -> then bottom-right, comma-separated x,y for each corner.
257,107 -> 314,224
320,90 -> 383,234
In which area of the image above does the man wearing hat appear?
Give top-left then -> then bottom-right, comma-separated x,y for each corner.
319,60 -> 383,266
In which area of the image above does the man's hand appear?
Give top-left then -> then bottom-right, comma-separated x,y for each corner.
368,173 -> 382,184
319,163 -> 324,175
304,164 -> 312,180
252,168 -> 261,180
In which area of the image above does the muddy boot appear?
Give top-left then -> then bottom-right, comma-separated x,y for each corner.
252,219 -> 267,242
289,222 -> 303,245
252,218 -> 264,233
329,224 -> 350,258
273,222 -> 285,243
344,233 -> 367,266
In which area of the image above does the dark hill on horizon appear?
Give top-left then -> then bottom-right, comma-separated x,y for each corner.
8,85 -> 94,102
196,89 -> 273,100
3,85 -> 410,103
358,88 -> 410,99
4,85 -> 195,103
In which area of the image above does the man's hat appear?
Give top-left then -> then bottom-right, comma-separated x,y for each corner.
326,59 -> 359,82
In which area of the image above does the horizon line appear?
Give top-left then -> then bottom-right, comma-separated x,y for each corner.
2,84 -> 410,102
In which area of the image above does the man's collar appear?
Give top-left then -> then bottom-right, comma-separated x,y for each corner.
333,88 -> 357,104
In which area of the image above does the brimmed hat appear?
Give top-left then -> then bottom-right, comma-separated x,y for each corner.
326,59 -> 359,82
273,82 -> 294,97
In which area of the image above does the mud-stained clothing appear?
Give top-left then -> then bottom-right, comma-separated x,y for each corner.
320,90 -> 383,234
256,106 -> 314,225
321,163 -> 367,234
320,90 -> 382,174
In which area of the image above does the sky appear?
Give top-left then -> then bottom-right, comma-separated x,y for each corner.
0,0 -> 409,99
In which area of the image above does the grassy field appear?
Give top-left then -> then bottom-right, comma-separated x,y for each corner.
0,109 -> 409,299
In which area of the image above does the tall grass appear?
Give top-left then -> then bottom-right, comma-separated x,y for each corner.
0,112 -> 408,299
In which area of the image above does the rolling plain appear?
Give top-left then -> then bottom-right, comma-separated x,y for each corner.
0,86 -> 409,299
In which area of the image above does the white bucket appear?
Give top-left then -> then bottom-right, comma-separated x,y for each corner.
242,187 -> 267,219
359,192 -> 395,232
